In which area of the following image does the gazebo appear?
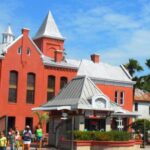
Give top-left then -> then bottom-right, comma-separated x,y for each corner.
33,76 -> 138,148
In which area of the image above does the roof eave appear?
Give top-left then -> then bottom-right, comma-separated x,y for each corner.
91,76 -> 135,85
0,55 -> 4,59
33,35 -> 65,41
44,62 -> 78,70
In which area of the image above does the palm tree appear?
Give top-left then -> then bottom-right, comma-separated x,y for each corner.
146,59 -> 150,69
124,58 -> 143,77
34,111 -> 49,126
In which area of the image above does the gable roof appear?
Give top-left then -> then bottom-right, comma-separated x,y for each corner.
134,88 -> 150,102
66,59 -> 134,84
33,76 -> 106,110
33,76 -> 126,112
34,11 -> 64,40
32,76 -> 138,117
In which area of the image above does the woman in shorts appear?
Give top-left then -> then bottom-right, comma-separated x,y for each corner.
36,124 -> 43,149
22,125 -> 32,150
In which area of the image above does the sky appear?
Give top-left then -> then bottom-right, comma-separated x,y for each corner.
0,0 -> 149,76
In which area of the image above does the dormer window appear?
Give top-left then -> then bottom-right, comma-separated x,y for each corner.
92,95 -> 108,109
18,47 -> 22,54
27,48 -> 31,55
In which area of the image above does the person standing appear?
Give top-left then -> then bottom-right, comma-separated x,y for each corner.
15,131 -> 21,150
0,131 -> 7,150
36,124 -> 43,149
8,128 -> 15,150
22,125 -> 32,150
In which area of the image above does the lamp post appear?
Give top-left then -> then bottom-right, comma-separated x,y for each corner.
143,119 -> 145,148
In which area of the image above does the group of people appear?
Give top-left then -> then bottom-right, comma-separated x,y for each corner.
0,124 -> 43,150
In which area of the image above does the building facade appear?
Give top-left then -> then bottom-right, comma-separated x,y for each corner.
0,11 -> 134,132
133,88 -> 150,119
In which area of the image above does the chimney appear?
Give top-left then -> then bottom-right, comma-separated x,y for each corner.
22,28 -> 30,36
55,50 -> 63,62
91,54 -> 100,63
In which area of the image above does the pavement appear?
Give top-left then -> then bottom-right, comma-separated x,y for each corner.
141,145 -> 150,150
6,145 -> 150,150
7,147 -> 57,150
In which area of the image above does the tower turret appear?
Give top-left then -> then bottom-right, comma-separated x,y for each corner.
34,11 -> 65,62
2,25 -> 15,44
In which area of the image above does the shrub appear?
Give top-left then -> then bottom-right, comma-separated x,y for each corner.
73,130 -> 131,141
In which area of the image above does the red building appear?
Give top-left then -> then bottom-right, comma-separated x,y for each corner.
0,11 -> 134,132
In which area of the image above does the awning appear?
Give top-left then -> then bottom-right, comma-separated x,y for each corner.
111,112 -> 140,118
32,106 -> 71,111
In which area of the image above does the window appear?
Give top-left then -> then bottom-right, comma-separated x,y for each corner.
135,103 -> 138,111
26,73 -> 35,104
27,48 -> 31,55
120,91 -> 124,105
18,47 -> 22,54
47,76 -> 55,101
8,71 -> 18,102
60,77 -> 68,89
114,91 -> 118,103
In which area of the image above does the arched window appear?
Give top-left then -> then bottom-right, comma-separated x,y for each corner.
8,71 -> 18,102
26,73 -> 35,104
60,77 -> 68,89
47,75 -> 55,101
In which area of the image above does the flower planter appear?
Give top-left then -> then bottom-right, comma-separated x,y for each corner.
73,140 -> 142,150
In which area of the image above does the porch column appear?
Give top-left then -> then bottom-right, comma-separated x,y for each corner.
106,117 -> 111,131
79,116 -> 85,131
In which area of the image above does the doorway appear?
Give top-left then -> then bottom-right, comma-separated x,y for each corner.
25,117 -> 33,131
85,118 -> 106,131
8,116 -> 15,130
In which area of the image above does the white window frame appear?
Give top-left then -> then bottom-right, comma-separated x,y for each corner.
120,91 -> 124,105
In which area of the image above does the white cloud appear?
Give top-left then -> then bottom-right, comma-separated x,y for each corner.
100,29 -> 150,65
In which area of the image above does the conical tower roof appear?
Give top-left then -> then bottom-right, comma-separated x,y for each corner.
34,11 -> 64,40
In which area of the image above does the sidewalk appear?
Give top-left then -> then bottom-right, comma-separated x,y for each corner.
7,147 -> 57,150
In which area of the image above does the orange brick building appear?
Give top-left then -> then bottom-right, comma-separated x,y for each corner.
0,11 -> 134,132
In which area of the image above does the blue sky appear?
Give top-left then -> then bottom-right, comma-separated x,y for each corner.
0,0 -> 149,76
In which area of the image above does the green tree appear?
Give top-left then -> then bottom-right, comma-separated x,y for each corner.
124,59 -> 143,77
34,111 -> 49,126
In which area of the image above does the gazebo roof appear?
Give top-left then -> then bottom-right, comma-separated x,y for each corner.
33,76 -> 139,118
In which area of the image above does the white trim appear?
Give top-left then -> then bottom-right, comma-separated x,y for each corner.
33,35 -> 65,41
120,91 -> 125,106
29,37 -> 42,55
111,112 -> 140,118
32,105 -> 71,111
120,64 -> 132,80
57,106 -> 71,110
4,35 -> 23,53
92,95 -> 109,109
44,62 -> 78,70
